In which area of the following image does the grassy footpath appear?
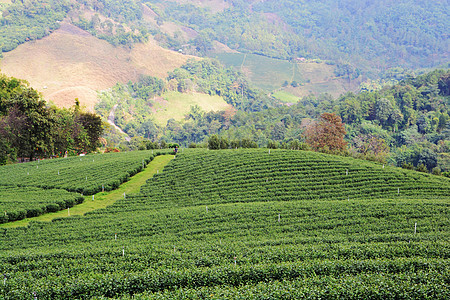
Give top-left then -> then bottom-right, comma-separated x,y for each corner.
0,155 -> 173,229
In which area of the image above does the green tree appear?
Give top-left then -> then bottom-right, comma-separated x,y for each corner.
208,135 -> 221,150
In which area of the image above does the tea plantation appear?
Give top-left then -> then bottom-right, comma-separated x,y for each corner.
0,150 -> 168,223
0,151 -> 172,195
0,149 -> 449,299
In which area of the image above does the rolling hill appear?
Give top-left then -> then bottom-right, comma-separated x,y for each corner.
0,149 -> 448,299
0,22 -> 193,110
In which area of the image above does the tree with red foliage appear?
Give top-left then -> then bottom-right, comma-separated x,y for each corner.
304,113 -> 347,152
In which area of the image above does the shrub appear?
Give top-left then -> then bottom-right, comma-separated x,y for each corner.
432,167 -> 442,176
416,163 -> 428,173
46,203 -> 60,213
26,208 -> 43,218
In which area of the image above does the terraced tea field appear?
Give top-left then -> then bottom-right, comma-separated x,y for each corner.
0,149 -> 448,299
0,150 -> 169,224
0,186 -> 83,223
0,151 -> 165,195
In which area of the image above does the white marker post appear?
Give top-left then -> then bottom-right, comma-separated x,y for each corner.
92,195 -> 94,201
414,222 -> 417,235
383,165 -> 385,169
122,246 -> 125,256
269,149 -> 271,154
278,214 -> 280,222
68,208 -> 70,216
58,171 -> 60,175
346,169 -> 348,176
115,233 -> 117,240
206,206 -> 208,212
398,188 -> 400,195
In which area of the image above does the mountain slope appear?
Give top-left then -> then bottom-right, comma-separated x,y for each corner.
0,22 -> 193,109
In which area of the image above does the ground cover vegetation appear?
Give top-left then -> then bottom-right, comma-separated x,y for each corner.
0,74 -> 103,164
211,52 -> 352,96
0,149 -> 448,299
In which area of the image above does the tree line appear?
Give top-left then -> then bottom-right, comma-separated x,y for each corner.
0,75 -> 103,164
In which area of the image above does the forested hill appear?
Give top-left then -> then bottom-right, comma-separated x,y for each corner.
97,65 -> 449,177
1,0 -> 448,76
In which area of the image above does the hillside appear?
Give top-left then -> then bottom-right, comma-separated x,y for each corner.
0,22 -> 193,109
0,149 -> 448,298
150,92 -> 232,126
1,0 -> 447,109
213,53 -> 362,98
155,0 -> 449,72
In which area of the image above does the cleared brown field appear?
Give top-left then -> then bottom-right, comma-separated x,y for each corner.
0,22 -> 194,110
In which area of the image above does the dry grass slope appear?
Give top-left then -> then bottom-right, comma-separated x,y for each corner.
151,91 -> 232,126
0,22 -> 195,110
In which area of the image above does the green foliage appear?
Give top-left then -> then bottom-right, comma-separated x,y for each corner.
168,58 -> 275,111
0,186 -> 83,223
153,0 -> 448,74
97,69 -> 448,175
0,150 -> 160,195
0,0 -> 72,53
0,149 -> 448,298
0,75 -> 53,160
207,134 -> 220,150
0,74 -> 104,161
